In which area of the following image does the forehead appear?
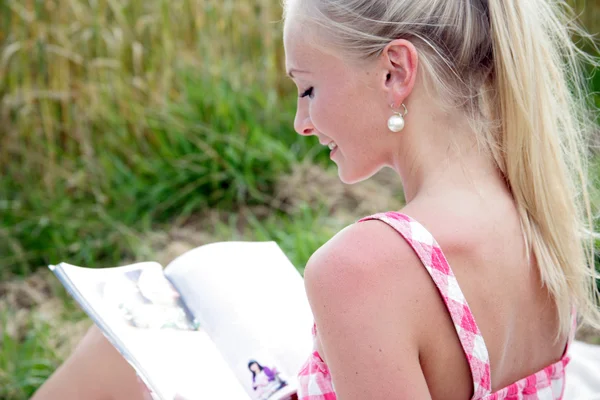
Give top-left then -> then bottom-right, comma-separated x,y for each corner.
284,19 -> 315,64
283,15 -> 378,85
283,18 -> 341,74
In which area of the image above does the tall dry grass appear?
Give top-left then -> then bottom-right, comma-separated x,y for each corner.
0,0 -> 314,276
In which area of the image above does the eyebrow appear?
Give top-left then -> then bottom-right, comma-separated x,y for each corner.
286,68 -> 309,78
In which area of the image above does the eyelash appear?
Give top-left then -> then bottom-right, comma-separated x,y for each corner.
300,87 -> 314,98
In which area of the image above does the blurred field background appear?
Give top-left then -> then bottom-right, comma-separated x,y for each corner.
0,0 -> 599,398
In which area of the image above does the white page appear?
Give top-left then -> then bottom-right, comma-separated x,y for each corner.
53,262 -> 250,400
165,242 -> 314,400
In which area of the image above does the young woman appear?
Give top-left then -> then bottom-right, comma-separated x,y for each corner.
248,360 -> 287,400
33,0 -> 600,399
284,1 -> 600,398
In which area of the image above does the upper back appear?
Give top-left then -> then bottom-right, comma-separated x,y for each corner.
379,196 -> 570,398
302,185 -> 572,400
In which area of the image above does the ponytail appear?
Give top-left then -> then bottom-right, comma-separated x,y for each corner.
487,0 -> 600,337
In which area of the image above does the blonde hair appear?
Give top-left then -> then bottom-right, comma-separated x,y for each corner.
284,0 -> 600,337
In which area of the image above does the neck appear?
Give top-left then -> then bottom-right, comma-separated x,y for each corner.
390,107 -> 505,204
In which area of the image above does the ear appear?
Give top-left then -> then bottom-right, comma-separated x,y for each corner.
380,39 -> 419,107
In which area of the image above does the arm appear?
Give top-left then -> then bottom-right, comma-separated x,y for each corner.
303,221 -> 432,400
263,366 -> 276,381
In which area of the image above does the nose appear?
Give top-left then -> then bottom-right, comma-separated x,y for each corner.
294,106 -> 315,136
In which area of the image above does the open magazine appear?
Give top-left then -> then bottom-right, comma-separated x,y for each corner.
49,241 -> 314,400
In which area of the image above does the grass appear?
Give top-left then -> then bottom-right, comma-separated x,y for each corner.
0,316 -> 66,398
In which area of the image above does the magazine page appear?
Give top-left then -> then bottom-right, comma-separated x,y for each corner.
164,241 -> 314,400
51,262 -> 250,400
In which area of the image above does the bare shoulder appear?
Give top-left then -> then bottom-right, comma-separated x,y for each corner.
302,219 -> 435,398
305,218 -> 422,280
303,218 -> 436,341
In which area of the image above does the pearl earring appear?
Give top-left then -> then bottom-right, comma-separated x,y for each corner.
387,103 -> 408,132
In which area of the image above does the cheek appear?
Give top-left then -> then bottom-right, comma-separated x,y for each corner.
310,86 -> 359,137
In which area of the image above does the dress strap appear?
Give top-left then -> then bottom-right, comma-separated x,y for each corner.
358,211 -> 492,399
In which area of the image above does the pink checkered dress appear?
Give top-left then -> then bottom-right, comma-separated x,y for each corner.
297,212 -> 574,400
